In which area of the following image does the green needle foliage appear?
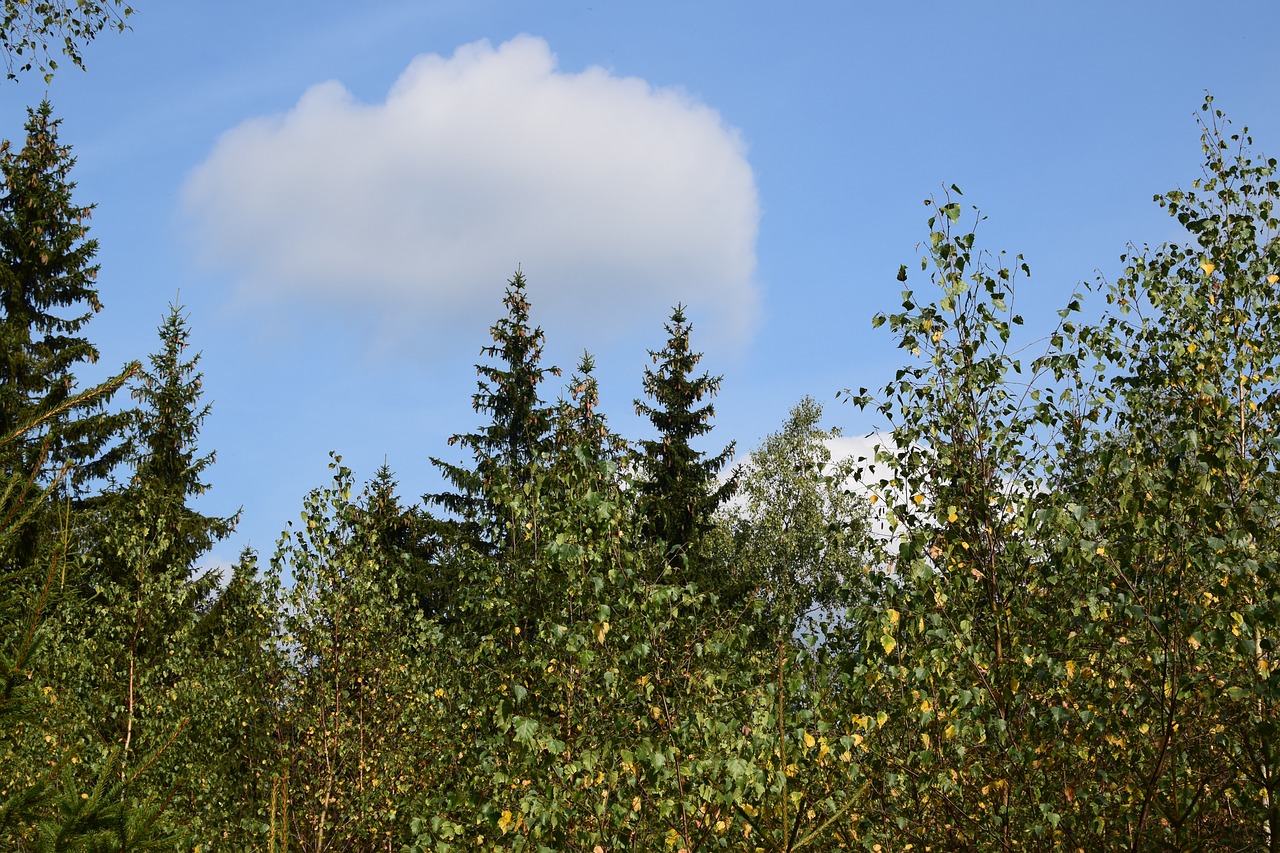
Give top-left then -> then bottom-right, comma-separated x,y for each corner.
552,351 -> 627,475
634,305 -> 737,578
126,303 -> 237,570
0,96 -> 175,853
40,304 -> 245,848
429,270 -> 560,557
0,102 -> 130,494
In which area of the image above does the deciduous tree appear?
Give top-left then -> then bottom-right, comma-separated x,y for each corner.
716,397 -> 870,635
2,0 -> 132,82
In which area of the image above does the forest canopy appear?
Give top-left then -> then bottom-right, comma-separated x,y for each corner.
2,82 -> 1279,853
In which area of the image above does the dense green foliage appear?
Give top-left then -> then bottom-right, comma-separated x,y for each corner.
713,397 -> 870,636
4,88 -> 1280,852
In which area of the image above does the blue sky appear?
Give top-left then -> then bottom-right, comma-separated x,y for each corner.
4,1 -> 1278,568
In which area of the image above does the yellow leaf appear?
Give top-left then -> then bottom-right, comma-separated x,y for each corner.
1201,261 -> 1216,275
869,494 -> 878,504
1269,274 -> 1279,285
947,510 -> 958,523
912,493 -> 925,505
803,731 -> 816,748
498,811 -> 514,834
887,609 -> 900,626
1187,343 -> 1197,354
595,621 -> 610,644
881,635 -> 897,655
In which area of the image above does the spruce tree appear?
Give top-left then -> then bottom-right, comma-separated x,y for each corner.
553,351 -> 626,471
0,102 -> 167,850
122,302 -> 236,578
71,299 -> 236,685
71,302 -> 235,632
428,270 -> 559,552
0,101 -> 129,490
633,304 -> 736,573
362,463 -> 445,619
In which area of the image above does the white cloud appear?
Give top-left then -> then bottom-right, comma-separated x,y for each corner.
183,35 -> 761,350
197,552 -> 237,589
824,433 -> 886,471
826,432 -> 903,547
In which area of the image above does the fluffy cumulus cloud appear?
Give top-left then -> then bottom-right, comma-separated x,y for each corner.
184,35 -> 761,348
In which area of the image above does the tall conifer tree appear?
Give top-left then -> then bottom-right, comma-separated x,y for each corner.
428,270 -> 559,551
124,303 -> 236,578
0,101 -> 128,489
634,305 -> 736,573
